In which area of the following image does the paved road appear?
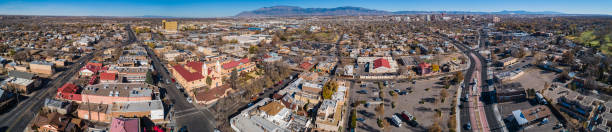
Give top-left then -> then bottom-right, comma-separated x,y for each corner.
144,36 -> 215,132
453,40 -> 475,132
477,27 -> 505,132
0,24 -> 137,132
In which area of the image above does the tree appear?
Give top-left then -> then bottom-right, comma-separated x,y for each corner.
350,109 -> 357,129
8,50 -> 15,57
147,42 -> 156,49
249,45 -> 259,54
206,76 -> 212,86
440,89 -> 448,103
428,121 -> 443,132
322,81 -> 338,99
453,71 -> 464,84
145,71 -> 154,84
14,51 -> 28,64
375,103 -> 385,118
230,69 -> 238,89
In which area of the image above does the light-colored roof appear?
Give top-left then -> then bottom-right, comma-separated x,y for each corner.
111,100 -> 163,112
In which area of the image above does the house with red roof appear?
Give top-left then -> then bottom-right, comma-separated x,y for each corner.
79,62 -> 106,76
110,118 -> 140,132
56,83 -> 81,101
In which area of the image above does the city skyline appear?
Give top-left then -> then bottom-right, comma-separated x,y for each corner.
0,0 -> 611,17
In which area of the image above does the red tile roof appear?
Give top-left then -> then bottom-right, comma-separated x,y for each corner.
86,62 -> 103,67
373,58 -> 390,69
57,83 -> 82,101
299,62 -> 313,70
239,58 -> 250,63
172,62 -> 205,82
58,83 -> 78,94
80,63 -> 106,74
222,61 -> 240,69
195,85 -> 231,102
100,72 -> 116,81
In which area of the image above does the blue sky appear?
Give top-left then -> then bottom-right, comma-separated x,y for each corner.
0,0 -> 611,17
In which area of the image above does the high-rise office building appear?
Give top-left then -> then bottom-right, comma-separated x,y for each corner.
162,20 -> 178,34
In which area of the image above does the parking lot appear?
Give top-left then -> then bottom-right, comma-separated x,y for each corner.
507,68 -> 558,92
350,77 -> 458,132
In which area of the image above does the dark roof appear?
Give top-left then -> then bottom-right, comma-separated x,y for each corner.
8,70 -> 35,79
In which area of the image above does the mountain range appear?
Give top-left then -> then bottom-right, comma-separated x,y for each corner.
235,6 -> 565,17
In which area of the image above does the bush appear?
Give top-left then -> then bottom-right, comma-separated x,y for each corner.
350,110 -> 357,128
448,115 -> 457,130
391,102 -> 396,108
377,118 -> 384,128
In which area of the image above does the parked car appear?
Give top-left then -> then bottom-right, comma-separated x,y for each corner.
357,90 -> 367,94
464,123 -> 472,130
357,118 -> 365,122
394,89 -> 401,93
186,97 -> 193,103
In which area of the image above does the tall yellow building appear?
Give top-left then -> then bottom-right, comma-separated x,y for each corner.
161,20 -> 178,34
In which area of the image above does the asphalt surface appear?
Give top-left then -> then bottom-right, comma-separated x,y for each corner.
477,28 -> 505,132
146,35 -> 215,132
0,24 -> 137,132
453,40 -> 476,132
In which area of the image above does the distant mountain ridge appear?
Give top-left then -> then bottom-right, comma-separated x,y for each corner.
235,6 -> 565,17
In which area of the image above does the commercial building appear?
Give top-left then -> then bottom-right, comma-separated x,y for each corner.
496,82 -> 526,103
80,83 -> 159,104
110,118 -> 140,132
106,66 -> 148,83
77,103 -> 110,122
110,100 -> 164,122
3,71 -> 41,94
498,57 -> 518,67
99,72 -> 118,83
56,83 -> 82,101
230,98 -> 311,132
0,89 -> 16,111
510,105 -> 551,127
43,98 -> 73,115
29,61 -> 55,76
557,94 -> 599,121
161,20 -> 178,34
